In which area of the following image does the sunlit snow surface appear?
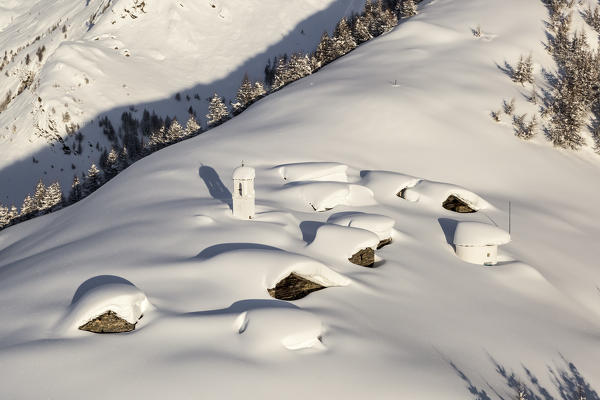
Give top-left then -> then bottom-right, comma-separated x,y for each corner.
1,0 -> 600,398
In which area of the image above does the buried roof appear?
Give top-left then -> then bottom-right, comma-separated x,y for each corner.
452,221 -> 510,246
232,165 -> 255,180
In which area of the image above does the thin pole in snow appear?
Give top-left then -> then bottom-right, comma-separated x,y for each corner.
509,200 -> 511,234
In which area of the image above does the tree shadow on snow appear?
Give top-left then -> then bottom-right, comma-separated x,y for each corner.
450,354 -> 599,400
199,165 -> 232,209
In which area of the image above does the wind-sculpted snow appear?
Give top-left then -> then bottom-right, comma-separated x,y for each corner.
1,0 -> 600,398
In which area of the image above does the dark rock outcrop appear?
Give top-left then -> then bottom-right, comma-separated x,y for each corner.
442,195 -> 477,213
377,238 -> 392,249
268,273 -> 326,301
348,247 -> 375,267
78,310 -> 136,333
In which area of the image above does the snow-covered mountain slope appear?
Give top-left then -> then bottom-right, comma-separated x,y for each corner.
0,0 -> 364,204
1,0 -> 600,398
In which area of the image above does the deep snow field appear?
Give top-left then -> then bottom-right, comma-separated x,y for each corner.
1,0 -> 600,398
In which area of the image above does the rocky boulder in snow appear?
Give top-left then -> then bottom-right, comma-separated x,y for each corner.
442,195 -> 477,213
79,310 -> 137,333
268,273 -> 326,301
348,247 -> 375,267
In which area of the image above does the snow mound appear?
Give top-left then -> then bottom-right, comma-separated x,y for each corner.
236,307 -> 324,351
402,180 -> 491,210
360,170 -> 421,199
453,222 -> 511,246
278,162 -> 349,183
199,248 -> 350,294
327,212 -> 395,241
278,181 -> 375,212
308,224 -> 380,260
55,278 -> 151,336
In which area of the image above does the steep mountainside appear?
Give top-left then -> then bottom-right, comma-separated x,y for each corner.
0,0 -> 364,204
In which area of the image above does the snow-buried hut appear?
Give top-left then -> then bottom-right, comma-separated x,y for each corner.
232,164 -> 255,219
452,222 -> 510,265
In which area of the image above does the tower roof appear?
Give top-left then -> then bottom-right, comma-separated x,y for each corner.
233,165 -> 255,180
453,221 -> 510,246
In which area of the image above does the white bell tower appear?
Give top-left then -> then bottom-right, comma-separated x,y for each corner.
232,163 -> 255,219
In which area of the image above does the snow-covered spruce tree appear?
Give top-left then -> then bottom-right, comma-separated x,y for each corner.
83,163 -> 102,196
119,146 -> 130,170
583,6 -> 600,33
8,205 -> 18,222
352,15 -> 373,44
68,176 -> 82,204
43,182 -> 63,211
104,148 -> 120,179
253,81 -> 266,99
272,57 -> 290,90
0,204 -> 9,228
232,74 -> 255,115
20,194 -> 36,219
166,118 -> 185,142
512,54 -> 534,85
287,53 -> 312,81
32,179 -> 47,212
513,113 -> 538,140
206,93 -> 230,127
147,125 -> 167,151
314,31 -> 336,69
185,113 -> 202,135
401,0 -> 418,18
333,18 -> 357,57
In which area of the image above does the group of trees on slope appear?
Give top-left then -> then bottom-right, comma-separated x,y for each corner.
496,0 -> 600,153
0,0 -> 422,231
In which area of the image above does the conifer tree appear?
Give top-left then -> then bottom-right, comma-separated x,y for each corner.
119,146 -> 129,170
401,0 -> 418,18
314,31 -> 336,68
287,53 -> 313,81
206,93 -> 230,127
83,163 -> 102,196
253,81 -> 266,99
512,54 -> 534,85
185,113 -> 202,135
272,57 -> 290,90
20,194 -> 36,218
8,205 -> 18,221
44,182 -> 63,211
232,74 -> 255,114
69,176 -> 82,204
104,148 -> 120,179
33,179 -> 47,212
353,16 -> 373,43
148,126 -> 167,151
167,118 -> 184,142
0,204 -> 9,228
333,18 -> 357,57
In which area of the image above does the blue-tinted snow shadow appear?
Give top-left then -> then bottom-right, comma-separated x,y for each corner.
195,242 -> 282,259
438,217 -> 458,247
182,299 -> 300,318
299,220 -> 325,244
198,164 -> 232,209
70,274 -> 135,305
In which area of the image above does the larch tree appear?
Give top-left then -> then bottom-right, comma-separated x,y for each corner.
206,93 -> 230,127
